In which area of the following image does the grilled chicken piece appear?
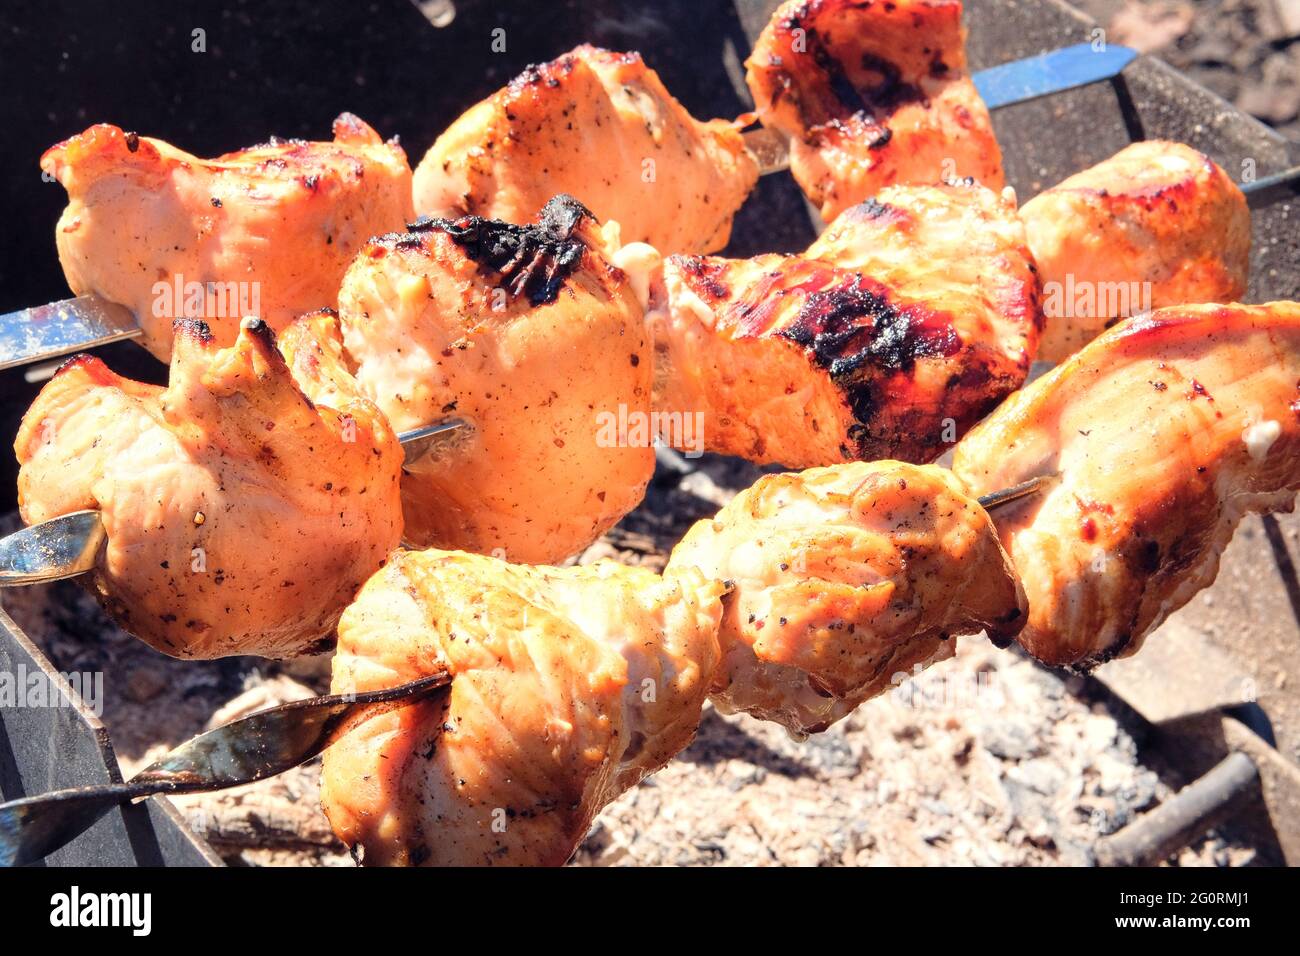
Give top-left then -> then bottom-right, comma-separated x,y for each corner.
320,195 -> 653,563
648,181 -> 1041,467
413,45 -> 758,254
1021,141 -> 1251,363
321,459 -> 1026,865
14,318 -> 403,659
953,302 -> 1300,668
667,461 -> 1025,735
41,114 -> 413,359
320,549 -> 724,866
747,0 -> 1003,222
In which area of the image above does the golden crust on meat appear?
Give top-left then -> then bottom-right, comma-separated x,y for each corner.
954,302 -> 1300,667
312,195 -> 654,563
320,549 -> 724,866
414,45 -> 758,254
15,318 -> 403,659
667,460 -> 1026,734
41,115 -> 413,359
1022,141 -> 1250,363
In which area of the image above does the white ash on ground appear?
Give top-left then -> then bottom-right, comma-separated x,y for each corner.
573,635 -> 1252,867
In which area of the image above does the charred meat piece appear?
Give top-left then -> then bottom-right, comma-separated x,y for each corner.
307,195 -> 654,564
954,302 -> 1300,668
747,0 -> 1003,222
648,181 -> 1040,467
414,45 -> 758,254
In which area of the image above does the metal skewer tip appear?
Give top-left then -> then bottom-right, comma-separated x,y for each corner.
977,474 -> 1056,512
0,672 -> 452,866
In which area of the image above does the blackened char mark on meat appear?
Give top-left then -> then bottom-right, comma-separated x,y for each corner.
780,277 -> 959,375
803,25 -> 869,116
778,276 -> 960,456
677,256 -> 730,301
856,52 -> 927,112
412,195 -> 596,307
791,16 -> 926,149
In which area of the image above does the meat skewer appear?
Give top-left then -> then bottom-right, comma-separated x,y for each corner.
640,178 -> 1043,466
0,672 -> 452,867
319,459 -> 1029,865
1,470 -> 1048,866
0,38 -> 1133,374
414,33 -> 1132,251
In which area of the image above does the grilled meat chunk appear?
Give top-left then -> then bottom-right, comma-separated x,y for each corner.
1021,141 -> 1251,363
316,195 -> 654,563
648,181 -> 1040,466
320,458 -> 1028,864
953,302 -> 1300,668
14,318 -> 403,659
414,45 -> 758,254
747,0 -> 1003,222
320,549 -> 724,866
667,460 -> 1026,735
41,114 -> 413,359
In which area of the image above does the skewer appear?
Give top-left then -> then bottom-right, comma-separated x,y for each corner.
744,41 -> 1139,174
0,474 -> 1057,865
7,152 -> 1290,377
976,474 -> 1055,511
0,43 -> 1138,374
1241,164 -> 1300,209
0,672 -> 452,867
0,418 -> 467,586
0,466 -> 1046,587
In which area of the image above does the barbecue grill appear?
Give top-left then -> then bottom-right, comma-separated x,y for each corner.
0,0 -> 1297,866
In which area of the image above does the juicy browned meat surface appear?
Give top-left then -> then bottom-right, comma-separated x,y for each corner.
414,45 -> 758,254
954,302 -> 1300,668
307,195 -> 654,563
747,0 -> 1003,222
41,114 -> 413,359
320,460 -> 1027,864
648,181 -> 1041,467
1021,141 -> 1251,363
320,550 -> 724,866
667,461 -> 1025,735
15,318 -> 403,659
